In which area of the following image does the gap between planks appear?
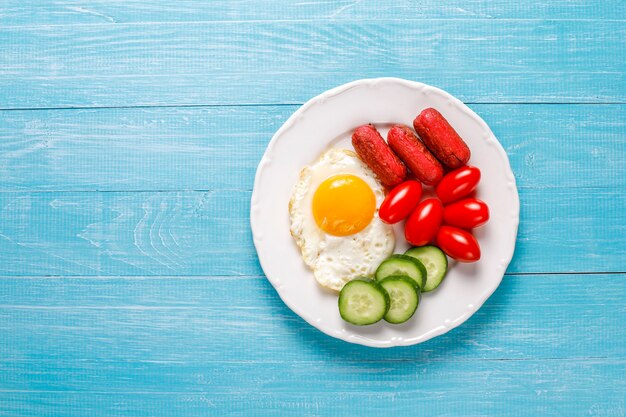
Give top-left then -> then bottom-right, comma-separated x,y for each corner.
3,18 -> 626,30
1,102 -> 626,112
0,272 -> 623,279
0,357 -> 617,371
0,185 -> 623,193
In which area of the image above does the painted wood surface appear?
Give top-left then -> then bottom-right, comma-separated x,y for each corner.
1,274 -> 625,361
4,0 -> 625,25
1,275 -> 624,414
1,104 -> 625,191
1,20 -> 624,109
1,1 -> 625,416
0,189 -> 624,276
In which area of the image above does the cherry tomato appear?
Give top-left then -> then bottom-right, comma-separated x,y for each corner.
404,198 -> 443,246
443,198 -> 490,229
379,180 -> 422,224
435,166 -> 481,204
436,226 -> 481,262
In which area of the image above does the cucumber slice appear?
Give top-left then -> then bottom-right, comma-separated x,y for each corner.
338,279 -> 390,326
379,276 -> 420,324
375,254 -> 426,290
404,246 -> 448,292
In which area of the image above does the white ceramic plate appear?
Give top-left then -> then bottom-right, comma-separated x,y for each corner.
251,78 -> 519,348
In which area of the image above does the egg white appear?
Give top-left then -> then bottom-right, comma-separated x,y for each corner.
289,149 -> 395,292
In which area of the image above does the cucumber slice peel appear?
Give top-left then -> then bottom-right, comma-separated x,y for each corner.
404,246 -> 448,292
375,254 -> 427,290
379,275 -> 420,324
338,278 -> 390,326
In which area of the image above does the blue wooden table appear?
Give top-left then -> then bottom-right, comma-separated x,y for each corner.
1,1 -> 625,415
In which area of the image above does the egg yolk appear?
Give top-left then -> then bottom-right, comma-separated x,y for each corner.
312,174 -> 376,236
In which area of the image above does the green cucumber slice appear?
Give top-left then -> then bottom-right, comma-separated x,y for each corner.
375,254 -> 427,290
404,246 -> 448,292
379,275 -> 420,324
338,279 -> 390,325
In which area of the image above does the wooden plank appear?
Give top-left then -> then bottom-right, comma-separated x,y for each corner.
0,274 -> 623,363
0,191 -> 255,276
1,3 -> 623,417
1,274 -> 619,309
1,104 -> 624,191
0,189 -> 624,276
3,0 -> 624,26
3,72 -> 623,109
0,371 -> 624,417
0,20 -> 620,75
1,20 -> 624,108
1,274 -> 624,414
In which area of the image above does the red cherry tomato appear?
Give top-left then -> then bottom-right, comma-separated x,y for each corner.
436,226 -> 481,262
379,180 -> 422,224
435,166 -> 481,204
404,198 -> 443,246
443,198 -> 490,229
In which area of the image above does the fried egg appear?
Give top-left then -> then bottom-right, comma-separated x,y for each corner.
289,149 -> 395,291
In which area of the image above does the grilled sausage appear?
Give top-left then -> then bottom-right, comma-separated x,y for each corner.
351,124 -> 407,187
413,108 -> 470,169
387,124 -> 444,185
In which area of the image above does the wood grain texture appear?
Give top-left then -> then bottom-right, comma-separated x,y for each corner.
1,104 -> 624,191
0,361 -> 624,415
1,20 -> 624,109
0,275 -> 624,363
0,189 -> 624,276
1,1 -> 625,415
1,382 -> 624,417
3,0 -> 625,25
0,275 -> 624,415
4,72 -> 623,109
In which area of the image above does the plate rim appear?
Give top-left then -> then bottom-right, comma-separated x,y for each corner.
251,77 -> 520,348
